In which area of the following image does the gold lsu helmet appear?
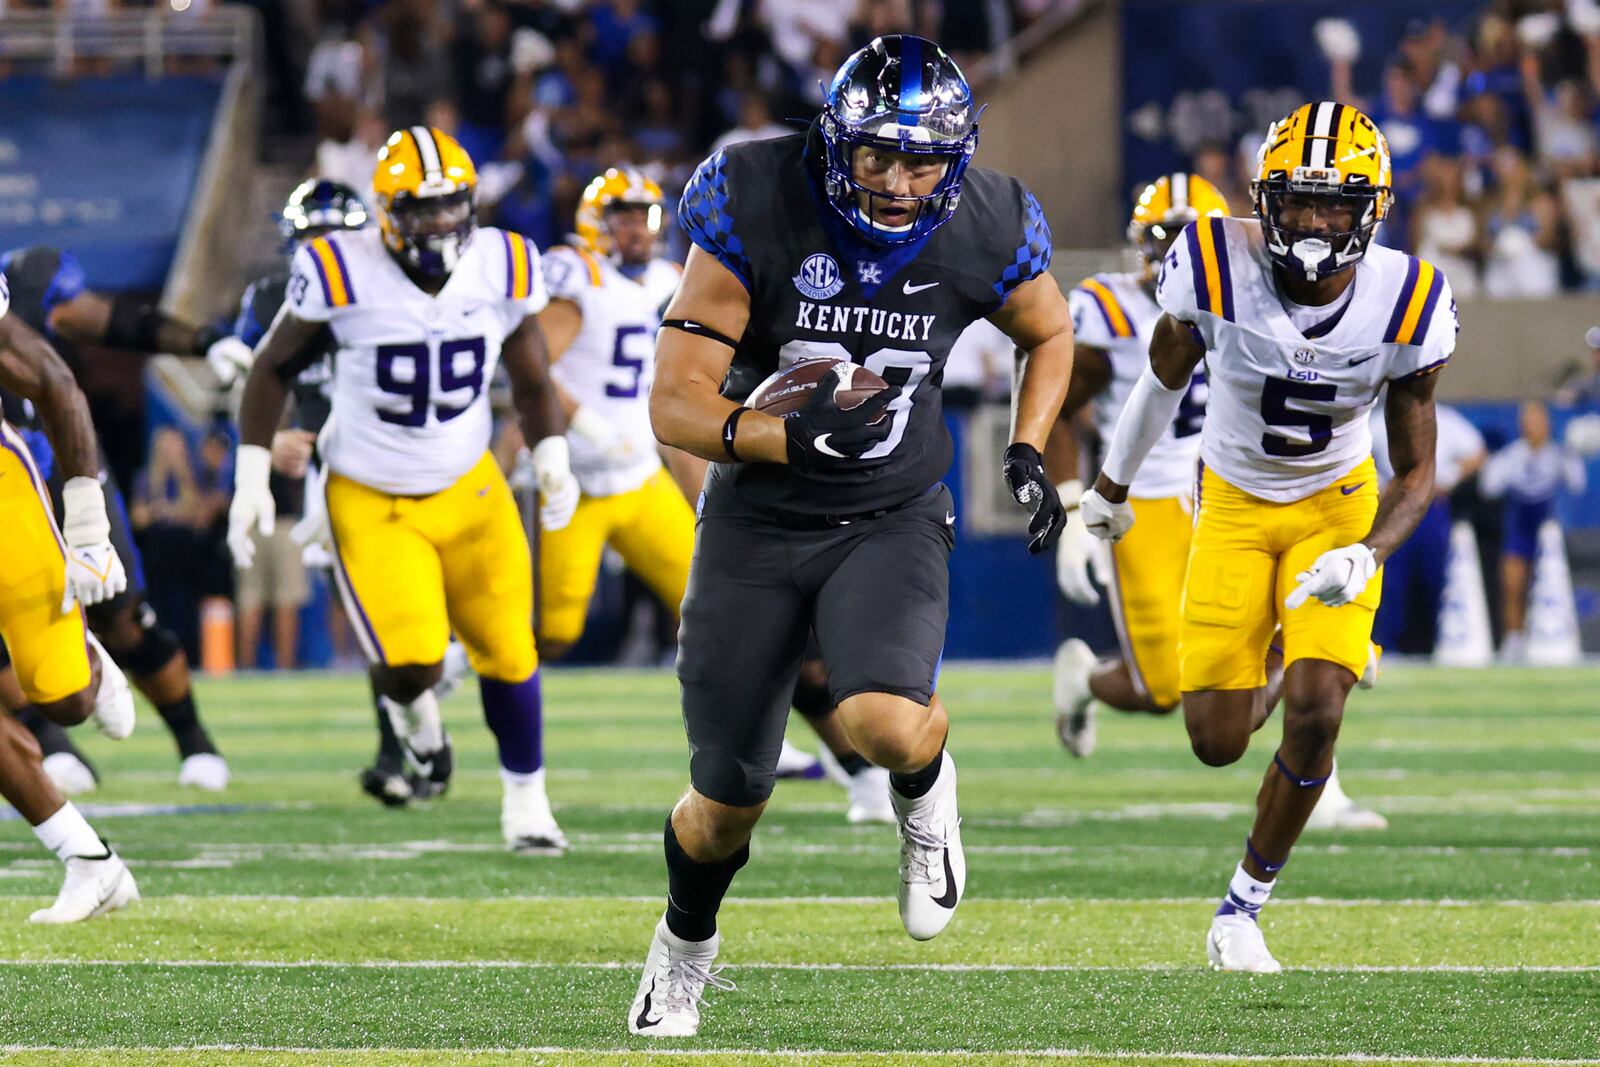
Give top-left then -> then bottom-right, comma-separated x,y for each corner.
1252,101 -> 1392,280
1128,173 -> 1231,266
576,166 -> 664,259
372,126 -> 479,277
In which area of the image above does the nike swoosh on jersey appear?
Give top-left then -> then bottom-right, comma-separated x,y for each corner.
931,848 -> 959,909
1346,353 -> 1380,367
903,280 -> 940,295
1340,482 -> 1365,495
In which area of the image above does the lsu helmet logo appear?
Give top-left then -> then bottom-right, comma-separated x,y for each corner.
577,167 -> 664,258
373,126 -> 478,278
1128,172 -> 1231,270
1252,101 -> 1392,281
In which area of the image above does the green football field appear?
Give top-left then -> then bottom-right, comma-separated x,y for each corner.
0,664 -> 1595,1066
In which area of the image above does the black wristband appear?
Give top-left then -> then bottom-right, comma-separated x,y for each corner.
722,407 -> 747,461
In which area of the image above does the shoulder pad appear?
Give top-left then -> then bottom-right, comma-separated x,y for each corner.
1382,255 -> 1448,346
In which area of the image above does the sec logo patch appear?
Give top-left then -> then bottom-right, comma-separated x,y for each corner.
793,253 -> 844,300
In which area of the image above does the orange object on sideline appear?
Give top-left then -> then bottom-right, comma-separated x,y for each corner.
200,596 -> 235,675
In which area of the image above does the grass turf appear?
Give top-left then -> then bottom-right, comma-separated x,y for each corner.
1,665 -> 1596,1063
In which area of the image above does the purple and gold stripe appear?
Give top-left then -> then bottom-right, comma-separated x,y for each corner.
503,231 -> 534,300
1384,257 -> 1443,345
1079,277 -> 1133,338
1188,217 -> 1234,321
308,236 -> 355,307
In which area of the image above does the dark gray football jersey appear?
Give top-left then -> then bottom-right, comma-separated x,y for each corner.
679,132 -> 1051,516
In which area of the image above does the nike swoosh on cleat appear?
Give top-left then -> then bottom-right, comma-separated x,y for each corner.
1340,482 -> 1364,495
931,848 -> 959,909
635,978 -> 661,1030
903,280 -> 939,295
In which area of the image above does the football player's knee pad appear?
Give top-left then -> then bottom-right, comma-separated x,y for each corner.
108,602 -> 182,678
689,747 -> 777,809
790,661 -> 833,722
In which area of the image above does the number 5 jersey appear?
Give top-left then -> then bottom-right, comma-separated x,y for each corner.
1159,216 -> 1456,504
286,225 -> 548,496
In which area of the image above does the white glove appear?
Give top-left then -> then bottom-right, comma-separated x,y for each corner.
1563,412 -> 1600,458
227,444 -> 276,568
1053,480 -> 1100,604
291,460 -> 333,566
568,405 -> 638,463
531,435 -> 580,531
1080,485 -> 1135,543
206,335 -> 255,388
1286,542 -> 1377,609
60,477 -> 128,611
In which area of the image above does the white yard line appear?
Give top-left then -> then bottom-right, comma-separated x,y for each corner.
2,1045 -> 1597,1064
115,893 -> 1600,907
1,959 -> 1594,974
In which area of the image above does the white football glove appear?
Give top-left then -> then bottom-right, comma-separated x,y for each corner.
205,335 -> 255,388
531,435 -> 580,531
60,477 -> 127,611
227,444 -> 276,568
1053,480 -> 1100,605
568,405 -> 639,464
1286,542 -> 1377,609
1563,412 -> 1600,458
1080,485 -> 1135,543
291,459 -> 333,566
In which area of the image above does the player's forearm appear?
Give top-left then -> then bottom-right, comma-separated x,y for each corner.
34,367 -> 99,479
1011,331 -> 1074,451
236,354 -> 291,448
1364,460 -> 1435,564
1091,364 -> 1187,502
649,380 -> 787,464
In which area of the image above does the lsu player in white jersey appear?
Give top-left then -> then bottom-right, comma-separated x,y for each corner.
1082,102 -> 1455,971
532,168 -> 696,658
1049,173 -> 1386,833
0,273 -> 139,922
229,127 -> 580,854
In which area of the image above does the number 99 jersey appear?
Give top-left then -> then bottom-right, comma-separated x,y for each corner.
542,244 -> 681,498
1068,271 -> 1204,500
286,225 -> 548,496
1158,216 -> 1455,503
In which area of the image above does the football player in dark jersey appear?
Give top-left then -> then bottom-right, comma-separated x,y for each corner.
211,178 -> 456,807
627,36 -> 1074,1036
0,246 -> 228,793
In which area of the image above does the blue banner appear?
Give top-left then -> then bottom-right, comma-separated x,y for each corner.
1121,0 -> 1477,195
0,75 -> 223,290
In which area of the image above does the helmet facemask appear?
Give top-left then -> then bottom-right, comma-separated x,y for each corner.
1254,173 -> 1389,282
386,187 -> 476,278
601,200 -> 663,266
819,35 -> 979,245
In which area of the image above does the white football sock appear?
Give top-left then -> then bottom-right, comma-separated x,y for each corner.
32,802 -> 104,861
501,767 -> 546,791
1222,862 -> 1275,916
384,691 -> 443,752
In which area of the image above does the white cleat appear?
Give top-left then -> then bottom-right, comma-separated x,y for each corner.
1306,762 -> 1388,831
627,918 -> 733,1038
891,751 -> 965,941
775,738 -> 823,779
502,776 -> 568,855
846,766 -> 895,825
28,846 -> 139,924
177,753 -> 231,792
41,753 -> 96,797
1206,913 -> 1282,973
1053,638 -> 1097,757
85,634 -> 134,741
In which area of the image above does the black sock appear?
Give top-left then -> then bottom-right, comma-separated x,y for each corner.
17,707 -> 96,776
835,751 -> 872,776
663,817 -> 749,943
155,693 -> 217,758
890,747 -> 945,800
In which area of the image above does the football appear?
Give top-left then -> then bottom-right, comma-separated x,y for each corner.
745,358 -> 892,422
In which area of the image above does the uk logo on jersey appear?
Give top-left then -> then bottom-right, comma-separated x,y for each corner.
794,253 -> 844,300
856,261 -> 883,286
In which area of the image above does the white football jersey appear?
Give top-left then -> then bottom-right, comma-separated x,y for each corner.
1068,271 -> 1204,499
543,245 -> 680,497
0,272 -> 9,320
1157,217 -> 1456,503
286,225 -> 548,495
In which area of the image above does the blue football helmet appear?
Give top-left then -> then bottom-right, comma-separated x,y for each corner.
819,35 -> 979,245
280,178 -> 368,250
